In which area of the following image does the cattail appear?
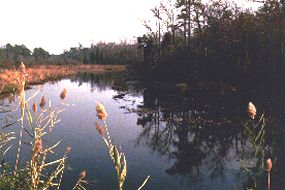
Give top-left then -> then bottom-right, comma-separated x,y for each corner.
60,88 -> 68,100
66,146 -> 72,153
96,122 -> 105,137
32,102 -> 37,113
79,170 -> 86,179
247,102 -> 256,119
96,102 -> 108,121
33,138 -> 42,155
39,96 -> 46,108
266,158 -> 272,172
266,158 -> 272,190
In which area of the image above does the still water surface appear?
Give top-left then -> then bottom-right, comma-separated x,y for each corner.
3,72 -> 285,190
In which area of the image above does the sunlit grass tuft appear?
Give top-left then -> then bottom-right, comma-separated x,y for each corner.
95,102 -> 150,190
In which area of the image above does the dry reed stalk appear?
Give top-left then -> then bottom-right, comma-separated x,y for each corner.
95,103 -> 126,190
72,170 -> 88,190
95,122 -> 105,137
57,146 -> 72,190
95,102 -> 149,190
14,63 -> 26,172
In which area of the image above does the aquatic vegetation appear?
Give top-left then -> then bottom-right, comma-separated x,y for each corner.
95,102 -> 150,190
0,63 -> 70,189
241,102 -> 271,190
0,63 -> 148,189
96,102 -> 108,121
73,170 -> 88,190
60,89 -> 67,100
247,102 -> 256,120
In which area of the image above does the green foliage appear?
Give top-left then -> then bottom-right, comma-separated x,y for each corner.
0,41 -> 141,67
0,164 -> 30,190
0,84 -> 17,94
241,114 -> 266,189
33,48 -> 50,61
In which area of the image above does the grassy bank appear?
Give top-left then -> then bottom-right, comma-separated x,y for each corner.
0,64 -> 126,94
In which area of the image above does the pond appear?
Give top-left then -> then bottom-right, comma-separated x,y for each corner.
2,72 -> 285,190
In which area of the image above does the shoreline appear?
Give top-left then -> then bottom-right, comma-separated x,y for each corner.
0,64 -> 126,94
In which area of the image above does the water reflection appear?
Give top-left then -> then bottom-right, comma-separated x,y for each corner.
70,72 -> 124,92
1,71 -> 285,189
67,72 -> 284,189
110,74 -> 285,189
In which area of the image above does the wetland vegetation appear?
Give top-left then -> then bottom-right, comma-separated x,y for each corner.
1,0 -> 285,189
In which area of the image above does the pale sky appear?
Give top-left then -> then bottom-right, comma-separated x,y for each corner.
0,0 -> 260,55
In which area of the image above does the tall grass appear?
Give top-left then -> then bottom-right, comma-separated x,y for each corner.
0,63 -> 149,189
95,102 -> 150,190
241,102 -> 271,190
0,63 -> 72,189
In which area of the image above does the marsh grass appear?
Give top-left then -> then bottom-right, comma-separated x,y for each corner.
241,102 -> 270,190
0,65 -> 126,95
0,63 -> 71,189
95,103 -> 150,190
0,64 -> 149,190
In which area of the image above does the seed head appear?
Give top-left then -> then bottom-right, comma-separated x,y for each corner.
18,91 -> 25,110
33,138 -> 43,155
66,146 -> 72,153
79,170 -> 86,179
247,102 -> 256,119
32,102 -> 37,112
266,158 -> 272,172
39,96 -> 46,108
60,88 -> 68,100
95,122 -> 105,137
96,102 -> 108,121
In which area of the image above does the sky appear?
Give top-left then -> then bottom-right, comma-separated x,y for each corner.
0,0 -> 261,55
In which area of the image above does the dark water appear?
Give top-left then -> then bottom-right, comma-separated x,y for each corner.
2,72 -> 285,190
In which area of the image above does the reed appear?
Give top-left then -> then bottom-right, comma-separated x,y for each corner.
72,170 -> 88,190
0,64 -> 149,190
241,102 -> 270,190
0,63 -> 71,189
95,102 -> 150,190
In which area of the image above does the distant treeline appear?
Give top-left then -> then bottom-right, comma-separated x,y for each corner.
138,0 -> 285,83
0,42 -> 142,68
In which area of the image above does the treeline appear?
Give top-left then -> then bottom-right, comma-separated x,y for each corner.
0,42 -> 142,67
138,0 -> 285,83
62,42 -> 141,65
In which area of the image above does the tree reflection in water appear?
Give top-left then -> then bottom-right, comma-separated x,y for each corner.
68,72 -> 285,189
132,84 -> 250,185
